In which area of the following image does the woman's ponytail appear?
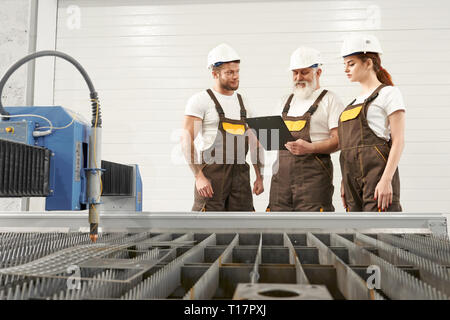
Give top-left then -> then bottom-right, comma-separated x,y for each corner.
376,66 -> 394,86
357,52 -> 394,86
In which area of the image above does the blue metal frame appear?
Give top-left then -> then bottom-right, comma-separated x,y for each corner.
4,106 -> 91,210
135,165 -> 143,212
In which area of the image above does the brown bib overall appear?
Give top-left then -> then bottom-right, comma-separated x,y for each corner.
338,84 -> 402,212
192,89 -> 254,211
268,90 -> 335,212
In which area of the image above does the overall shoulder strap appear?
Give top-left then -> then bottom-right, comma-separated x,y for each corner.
348,98 -> 357,106
237,93 -> 247,119
364,84 -> 387,105
206,89 -> 225,116
282,94 -> 295,115
362,84 -> 388,119
306,89 -> 328,116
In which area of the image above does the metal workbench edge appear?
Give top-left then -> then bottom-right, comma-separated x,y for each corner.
0,211 -> 447,236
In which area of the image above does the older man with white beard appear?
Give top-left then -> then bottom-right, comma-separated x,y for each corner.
267,47 -> 346,212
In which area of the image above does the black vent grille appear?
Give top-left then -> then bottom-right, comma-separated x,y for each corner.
101,160 -> 133,196
0,139 -> 51,197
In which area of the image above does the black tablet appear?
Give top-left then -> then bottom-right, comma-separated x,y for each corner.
246,116 -> 295,150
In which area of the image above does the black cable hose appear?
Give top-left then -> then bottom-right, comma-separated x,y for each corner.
0,50 -> 101,127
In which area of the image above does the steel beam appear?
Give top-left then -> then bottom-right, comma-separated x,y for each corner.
354,232 -> 450,296
283,233 -> 309,284
307,232 -> 384,300
121,233 -> 214,299
331,233 -> 448,299
0,212 -> 446,236
250,234 -> 262,284
183,234 -> 238,300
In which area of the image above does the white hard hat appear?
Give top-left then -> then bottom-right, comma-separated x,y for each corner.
207,43 -> 240,69
341,34 -> 383,57
289,47 -> 322,70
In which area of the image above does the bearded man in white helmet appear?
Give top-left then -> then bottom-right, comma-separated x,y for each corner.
181,43 -> 264,212
267,47 -> 346,212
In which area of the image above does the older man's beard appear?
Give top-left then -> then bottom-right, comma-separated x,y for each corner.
293,73 -> 317,99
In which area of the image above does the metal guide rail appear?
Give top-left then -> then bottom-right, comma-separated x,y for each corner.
0,212 -> 447,236
0,230 -> 449,300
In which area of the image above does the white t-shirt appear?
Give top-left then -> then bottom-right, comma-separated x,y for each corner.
352,86 -> 406,141
185,88 -> 254,151
274,88 -> 346,142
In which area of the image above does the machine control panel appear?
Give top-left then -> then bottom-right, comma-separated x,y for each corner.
0,121 -> 34,144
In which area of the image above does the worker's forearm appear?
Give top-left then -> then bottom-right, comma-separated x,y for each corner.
381,140 -> 404,182
311,136 -> 339,154
253,164 -> 263,179
189,163 -> 206,177
181,136 -> 205,177
250,141 -> 264,177
381,110 -> 405,182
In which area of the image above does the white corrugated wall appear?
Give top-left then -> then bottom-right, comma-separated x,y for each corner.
53,0 -> 450,212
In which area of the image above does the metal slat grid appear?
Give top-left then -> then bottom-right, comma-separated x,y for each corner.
0,139 -> 50,197
0,231 -> 449,300
101,160 -> 133,196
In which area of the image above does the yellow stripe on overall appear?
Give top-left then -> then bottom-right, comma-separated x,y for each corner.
222,122 -> 245,135
284,120 -> 306,131
340,106 -> 362,122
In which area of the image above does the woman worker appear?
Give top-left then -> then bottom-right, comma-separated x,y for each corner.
339,34 -> 406,212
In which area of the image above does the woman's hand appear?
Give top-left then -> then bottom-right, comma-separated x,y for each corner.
374,178 -> 393,211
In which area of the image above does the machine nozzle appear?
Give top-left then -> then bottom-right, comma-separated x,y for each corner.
90,223 -> 98,243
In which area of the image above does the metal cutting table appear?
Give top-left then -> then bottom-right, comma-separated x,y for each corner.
0,211 -> 449,300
